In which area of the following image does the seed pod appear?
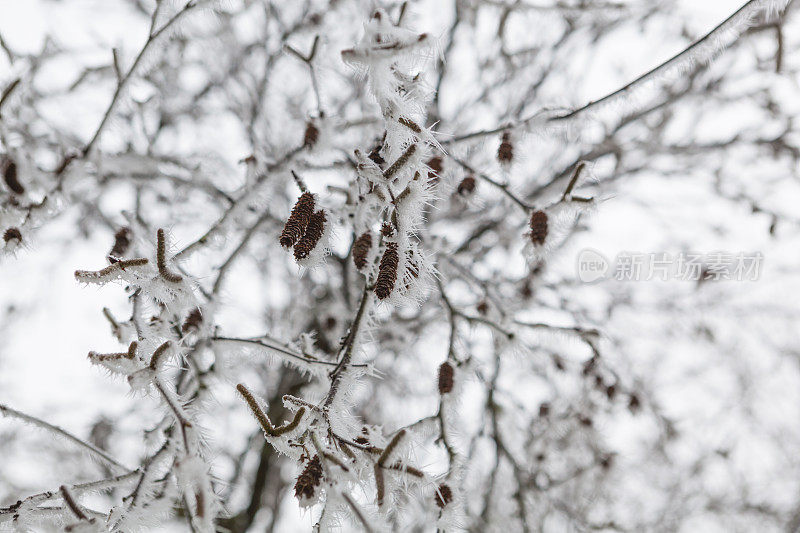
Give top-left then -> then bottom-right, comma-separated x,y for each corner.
375,242 -> 399,300
2,158 -> 23,195
293,209 -> 326,261
435,484 -> 453,509
438,362 -> 454,394
294,455 -> 323,505
280,192 -> 316,249
108,227 -> 132,263
529,210 -> 548,246
3,227 -> 22,245
497,131 -> 513,165
456,175 -> 476,196
303,121 -> 319,148
353,232 -> 372,270
380,222 -> 394,238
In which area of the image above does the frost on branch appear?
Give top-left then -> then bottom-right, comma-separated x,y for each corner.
2,0 -> 798,531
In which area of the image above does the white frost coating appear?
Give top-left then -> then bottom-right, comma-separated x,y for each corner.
537,0 -> 792,130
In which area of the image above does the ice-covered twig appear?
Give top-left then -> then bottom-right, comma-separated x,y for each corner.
0,404 -> 130,471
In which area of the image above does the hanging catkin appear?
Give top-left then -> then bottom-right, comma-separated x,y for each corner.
280,192 -> 316,248
294,210 -> 326,261
353,232 -> 373,270
529,210 -> 548,246
375,242 -> 399,299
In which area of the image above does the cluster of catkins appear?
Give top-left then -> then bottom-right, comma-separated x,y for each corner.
68,228 -> 217,532
343,9 -> 437,304
279,191 -> 330,267
230,10 -> 461,530
1,155 -> 25,253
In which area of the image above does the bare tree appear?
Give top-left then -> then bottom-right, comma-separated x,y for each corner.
1,0 -> 798,531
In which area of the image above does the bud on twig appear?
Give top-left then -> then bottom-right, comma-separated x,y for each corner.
497,131 -> 513,165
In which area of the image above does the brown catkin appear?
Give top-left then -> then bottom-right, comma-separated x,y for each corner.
182,308 -> 203,333
457,175 -> 476,196
353,232 -> 372,270
538,402 -> 550,417
294,455 -> 323,502
3,227 -> 22,245
426,156 -> 442,184
3,158 -> 23,195
378,429 -> 406,466
195,490 -> 205,519
374,463 -> 385,506
156,229 -> 182,283
383,144 -> 416,179
435,484 -> 453,509
497,131 -> 513,164
273,408 -> 305,435
280,192 -> 315,249
149,341 -> 171,372
236,383 -> 277,436
438,362 -> 454,394
59,486 -> 87,521
303,121 -> 319,148
375,242 -> 399,300
368,145 -> 385,166
293,209 -> 326,261
628,393 -> 641,413
398,116 -> 421,133
529,210 -> 548,246
108,227 -> 132,262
